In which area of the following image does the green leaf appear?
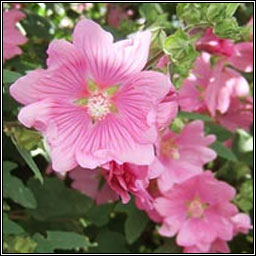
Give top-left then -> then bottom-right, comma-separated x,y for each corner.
3,213 -> 25,235
214,17 -> 240,39
3,69 -> 22,84
3,161 -> 37,209
210,141 -> 237,161
11,136 -> 44,184
177,3 -> 203,25
33,231 -> 94,253
216,161 -> 251,184
164,30 -> 199,87
178,111 -> 213,122
235,180 -> 253,212
27,177 -> 93,221
115,200 -> 149,244
206,3 -> 228,23
205,123 -> 233,142
5,236 -> 37,253
232,129 -> 253,166
176,3 -> 210,26
86,203 -> 113,227
91,228 -> 129,253
225,3 -> 240,17
164,29 -> 190,59
154,238 -> 182,253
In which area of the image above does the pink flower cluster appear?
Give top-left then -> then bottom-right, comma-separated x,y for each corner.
179,27 -> 253,132
10,18 -> 252,253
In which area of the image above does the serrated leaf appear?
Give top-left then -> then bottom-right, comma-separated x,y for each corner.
3,213 -> 25,235
210,141 -> 237,161
115,200 -> 149,244
235,180 -> 253,212
3,161 -> 37,209
225,3 -> 240,17
164,29 -> 190,59
232,129 -> 253,166
3,69 -> 22,84
6,236 -> 37,253
214,17 -> 240,39
164,30 -> 199,87
33,231 -> 94,253
216,161 -> 251,184
27,177 -> 93,221
178,111 -> 213,122
206,3 -> 228,23
11,136 -> 44,184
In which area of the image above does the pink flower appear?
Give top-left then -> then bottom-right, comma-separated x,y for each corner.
184,239 -> 230,253
11,3 -> 24,9
196,27 -> 253,73
3,10 -> 27,62
156,88 -> 178,131
204,60 -> 250,117
154,171 -> 240,251
196,28 -> 235,57
135,179 -> 163,223
217,97 -> 253,132
229,42 -> 253,73
231,213 -> 252,235
183,213 -> 252,253
10,18 -> 171,172
178,52 -> 211,113
156,55 -> 170,69
69,166 -> 118,205
102,161 -> 154,205
107,4 -> 134,28
179,52 -> 250,117
152,120 -> 216,192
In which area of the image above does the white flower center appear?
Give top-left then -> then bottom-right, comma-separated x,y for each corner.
87,93 -> 111,121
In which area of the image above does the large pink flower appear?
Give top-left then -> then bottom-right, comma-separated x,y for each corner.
10,19 -> 171,172
151,120 -> 216,192
69,166 -> 119,205
154,171 -> 250,252
3,10 -> 27,62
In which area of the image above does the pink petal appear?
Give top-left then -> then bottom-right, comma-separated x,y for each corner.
229,42 -> 253,72
231,213 -> 252,234
177,218 -> 216,247
73,18 -> 151,85
96,183 -> 119,205
10,42 -> 87,105
217,97 -> 253,132
198,171 -> 236,204
3,10 -> 27,61
18,99 -> 91,172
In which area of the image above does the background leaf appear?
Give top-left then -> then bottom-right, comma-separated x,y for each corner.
115,200 -> 149,244
3,161 -> 37,209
